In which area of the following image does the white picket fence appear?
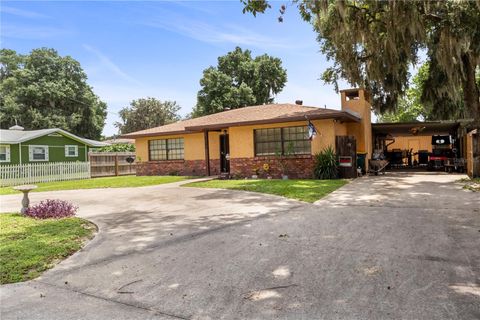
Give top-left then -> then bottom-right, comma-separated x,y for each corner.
0,162 -> 91,187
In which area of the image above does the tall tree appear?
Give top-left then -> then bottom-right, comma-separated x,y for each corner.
0,48 -> 107,139
377,62 -> 464,122
377,63 -> 430,123
115,98 -> 181,134
242,1 -> 480,124
191,47 -> 287,117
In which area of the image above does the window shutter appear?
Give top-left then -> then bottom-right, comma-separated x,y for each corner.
5,146 -> 10,162
45,147 -> 49,161
29,146 -> 34,161
65,145 -> 69,157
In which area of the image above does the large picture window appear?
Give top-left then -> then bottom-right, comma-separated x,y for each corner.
254,126 -> 311,156
149,138 -> 184,161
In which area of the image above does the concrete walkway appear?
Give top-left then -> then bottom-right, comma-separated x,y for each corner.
1,173 -> 479,319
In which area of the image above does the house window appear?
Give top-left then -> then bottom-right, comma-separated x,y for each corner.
254,126 -> 311,156
29,145 -> 49,161
282,126 -> 312,155
254,128 -> 282,156
0,145 -> 10,162
65,145 -> 79,157
149,138 -> 184,161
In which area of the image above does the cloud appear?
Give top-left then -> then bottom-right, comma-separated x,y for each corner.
1,25 -> 70,39
0,6 -> 49,19
89,82 -> 195,136
167,0 -> 217,15
91,82 -> 195,115
83,44 -> 140,85
143,17 -> 295,50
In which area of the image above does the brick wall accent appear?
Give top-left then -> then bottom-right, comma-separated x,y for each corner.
137,159 -> 221,176
137,157 -> 313,178
208,159 -> 221,176
230,155 -> 314,179
137,160 -> 204,176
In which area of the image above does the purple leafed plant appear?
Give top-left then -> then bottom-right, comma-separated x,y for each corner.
25,199 -> 78,219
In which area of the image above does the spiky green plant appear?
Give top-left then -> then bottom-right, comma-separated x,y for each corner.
314,146 -> 338,180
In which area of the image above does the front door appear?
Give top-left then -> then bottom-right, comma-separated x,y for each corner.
220,134 -> 230,173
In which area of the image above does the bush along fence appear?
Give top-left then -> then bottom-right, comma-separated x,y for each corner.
0,162 -> 91,187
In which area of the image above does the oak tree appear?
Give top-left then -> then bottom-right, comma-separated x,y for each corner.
115,98 -> 181,134
0,48 -> 107,139
191,47 -> 287,117
242,0 -> 480,124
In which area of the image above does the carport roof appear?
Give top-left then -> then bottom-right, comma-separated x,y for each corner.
372,121 -> 461,136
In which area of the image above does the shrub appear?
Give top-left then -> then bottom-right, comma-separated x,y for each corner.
97,144 -> 135,152
25,199 -> 78,219
314,146 -> 338,179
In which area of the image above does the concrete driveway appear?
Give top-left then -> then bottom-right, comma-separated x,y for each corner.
1,173 -> 479,319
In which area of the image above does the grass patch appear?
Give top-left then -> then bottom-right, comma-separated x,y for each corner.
0,213 -> 96,284
184,179 -> 347,203
0,175 -> 190,195
461,177 -> 480,192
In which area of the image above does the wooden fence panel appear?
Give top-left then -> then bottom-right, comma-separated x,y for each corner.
0,162 -> 91,187
336,135 -> 357,179
89,152 -> 136,177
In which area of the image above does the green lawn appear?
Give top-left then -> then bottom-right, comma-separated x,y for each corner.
0,175 -> 190,195
183,179 -> 347,203
0,213 -> 96,284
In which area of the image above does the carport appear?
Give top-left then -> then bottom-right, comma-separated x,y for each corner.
371,121 -> 466,171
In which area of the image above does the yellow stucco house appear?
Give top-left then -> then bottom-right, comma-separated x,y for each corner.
123,89 -> 372,178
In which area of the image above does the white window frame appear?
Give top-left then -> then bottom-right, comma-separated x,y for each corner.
0,145 -> 11,162
29,145 -> 49,162
65,145 -> 79,157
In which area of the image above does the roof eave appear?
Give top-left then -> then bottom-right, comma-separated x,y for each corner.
48,129 -> 106,147
120,130 -> 201,139
120,111 -> 361,139
86,141 -> 110,147
0,128 -> 105,146
184,112 -> 361,131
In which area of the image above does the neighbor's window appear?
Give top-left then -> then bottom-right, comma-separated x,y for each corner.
0,145 -> 10,162
149,138 -> 184,160
254,126 -> 311,156
29,145 -> 49,161
65,145 -> 79,157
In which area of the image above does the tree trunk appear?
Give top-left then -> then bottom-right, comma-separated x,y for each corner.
462,53 -> 480,127
462,54 -> 480,178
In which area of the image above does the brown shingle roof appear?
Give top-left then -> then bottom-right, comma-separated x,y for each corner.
122,103 -> 360,138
